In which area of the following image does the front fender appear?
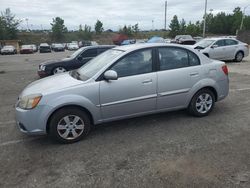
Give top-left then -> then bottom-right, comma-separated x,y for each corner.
43,94 -> 101,125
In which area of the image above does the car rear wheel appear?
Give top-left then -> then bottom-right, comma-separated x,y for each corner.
53,67 -> 67,74
49,107 -> 91,143
235,51 -> 244,62
188,89 -> 215,117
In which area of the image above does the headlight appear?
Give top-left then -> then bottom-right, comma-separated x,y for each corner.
18,94 -> 42,110
40,65 -> 46,71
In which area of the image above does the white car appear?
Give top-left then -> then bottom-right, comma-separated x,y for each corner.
0,45 -> 16,55
67,43 -> 79,51
192,38 -> 249,62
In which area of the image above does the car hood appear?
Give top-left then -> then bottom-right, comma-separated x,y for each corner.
40,58 -> 72,66
20,72 -> 83,97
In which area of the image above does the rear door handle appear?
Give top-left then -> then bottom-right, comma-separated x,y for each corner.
142,79 -> 153,84
190,72 -> 199,76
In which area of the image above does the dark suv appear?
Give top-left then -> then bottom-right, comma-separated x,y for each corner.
38,45 -> 115,77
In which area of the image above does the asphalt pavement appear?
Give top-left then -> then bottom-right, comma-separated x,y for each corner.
0,51 -> 250,188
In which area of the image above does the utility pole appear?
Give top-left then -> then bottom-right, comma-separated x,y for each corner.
203,0 -> 207,38
164,1 -> 167,30
240,5 -> 249,30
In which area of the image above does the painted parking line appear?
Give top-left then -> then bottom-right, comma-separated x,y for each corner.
0,120 -> 16,128
0,137 -> 42,147
0,120 -> 15,125
230,88 -> 250,92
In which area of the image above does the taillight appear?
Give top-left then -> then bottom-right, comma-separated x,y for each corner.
222,65 -> 228,75
245,44 -> 249,49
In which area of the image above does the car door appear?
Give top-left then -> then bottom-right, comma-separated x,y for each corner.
156,47 -> 202,110
224,39 -> 239,60
99,49 -> 157,120
209,39 -> 226,60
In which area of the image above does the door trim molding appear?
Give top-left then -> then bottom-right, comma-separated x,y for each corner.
100,94 -> 157,107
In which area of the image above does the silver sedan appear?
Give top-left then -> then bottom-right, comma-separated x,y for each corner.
193,38 -> 249,62
15,44 -> 229,143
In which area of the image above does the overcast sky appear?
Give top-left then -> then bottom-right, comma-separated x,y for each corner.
1,0 -> 250,31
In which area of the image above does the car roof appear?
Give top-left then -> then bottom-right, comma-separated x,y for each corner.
83,45 -> 116,50
113,43 -> 193,52
203,37 -> 238,41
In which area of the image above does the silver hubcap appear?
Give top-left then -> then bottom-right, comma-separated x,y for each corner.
57,115 -> 85,140
236,53 -> 243,61
196,93 -> 213,114
53,67 -> 66,74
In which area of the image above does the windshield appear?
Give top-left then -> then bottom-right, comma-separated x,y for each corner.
77,49 -> 123,79
196,39 -> 215,48
69,47 -> 83,59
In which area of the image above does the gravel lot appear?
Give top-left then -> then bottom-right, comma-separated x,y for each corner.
0,51 -> 250,188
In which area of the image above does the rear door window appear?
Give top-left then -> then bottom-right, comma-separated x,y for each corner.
225,39 -> 238,46
158,47 -> 189,71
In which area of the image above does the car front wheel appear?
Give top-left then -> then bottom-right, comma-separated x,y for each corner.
49,107 -> 91,143
53,67 -> 67,74
188,89 -> 215,117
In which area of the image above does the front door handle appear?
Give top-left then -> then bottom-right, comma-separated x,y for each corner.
142,79 -> 153,84
190,72 -> 199,76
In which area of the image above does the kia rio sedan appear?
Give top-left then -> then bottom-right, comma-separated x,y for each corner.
15,44 -> 229,143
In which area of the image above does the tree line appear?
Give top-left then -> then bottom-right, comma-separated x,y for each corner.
1,7 -> 250,42
169,7 -> 250,37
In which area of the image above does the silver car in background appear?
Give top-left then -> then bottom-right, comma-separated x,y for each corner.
15,44 -> 229,143
193,38 -> 249,62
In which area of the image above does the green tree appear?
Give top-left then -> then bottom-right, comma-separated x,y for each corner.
132,23 -> 139,35
51,17 -> 67,42
0,8 -> 20,39
78,24 -> 92,40
119,25 -> 133,37
179,19 -> 186,34
95,20 -> 104,34
169,15 -> 180,37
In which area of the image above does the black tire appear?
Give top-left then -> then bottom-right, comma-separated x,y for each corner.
235,51 -> 244,62
188,89 -> 215,117
49,107 -> 91,144
52,67 -> 67,75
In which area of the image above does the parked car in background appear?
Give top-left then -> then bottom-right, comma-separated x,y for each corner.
67,43 -> 79,51
193,36 -> 203,43
39,43 -> 51,53
31,44 -> 38,52
121,39 -> 136,45
52,43 -> 65,52
171,35 -> 196,45
147,36 -> 165,43
192,38 -> 249,62
20,45 -> 34,54
0,45 -> 17,55
16,43 -> 229,143
37,45 -> 115,77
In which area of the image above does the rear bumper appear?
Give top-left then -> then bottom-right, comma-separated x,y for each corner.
216,78 -> 229,101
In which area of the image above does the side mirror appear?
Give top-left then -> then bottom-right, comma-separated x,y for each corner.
104,70 -> 118,81
77,56 -> 83,61
211,44 -> 218,49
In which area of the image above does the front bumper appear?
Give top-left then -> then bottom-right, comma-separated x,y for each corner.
37,70 -> 50,78
15,105 -> 51,135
